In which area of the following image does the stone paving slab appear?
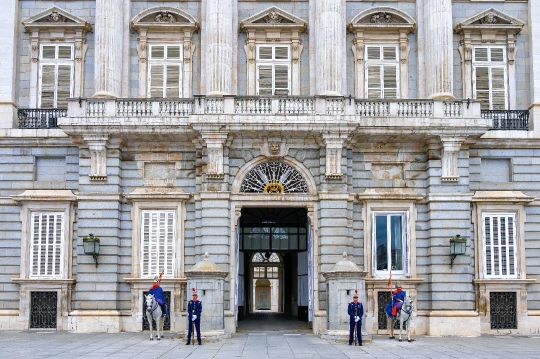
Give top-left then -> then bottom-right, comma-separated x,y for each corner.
1,331 -> 540,359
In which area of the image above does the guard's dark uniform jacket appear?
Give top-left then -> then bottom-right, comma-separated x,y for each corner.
347,301 -> 364,345
187,299 -> 202,344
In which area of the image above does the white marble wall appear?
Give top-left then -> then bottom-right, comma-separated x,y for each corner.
311,0 -> 345,96
205,0 -> 235,96
0,0 -> 18,127
423,0 -> 453,98
94,0 -> 125,98
529,1 -> 540,131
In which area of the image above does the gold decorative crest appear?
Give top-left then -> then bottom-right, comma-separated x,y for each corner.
263,180 -> 285,194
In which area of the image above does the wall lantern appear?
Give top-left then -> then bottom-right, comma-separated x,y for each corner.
83,233 -> 100,267
450,234 -> 466,266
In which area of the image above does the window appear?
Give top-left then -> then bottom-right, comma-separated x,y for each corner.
148,45 -> 183,98
473,47 -> 507,110
482,213 -> 516,278
38,44 -> 74,108
141,210 -> 176,278
365,46 -> 399,99
256,45 -> 291,96
374,212 -> 407,275
30,212 -> 64,278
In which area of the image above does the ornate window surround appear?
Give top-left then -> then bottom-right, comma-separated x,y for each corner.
240,6 -> 307,96
22,6 -> 92,108
471,191 -> 536,323
11,190 -> 77,330
131,6 -> 199,98
454,8 -> 524,110
348,7 -> 416,99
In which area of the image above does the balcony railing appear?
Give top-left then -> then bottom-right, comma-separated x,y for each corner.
481,110 -> 529,130
18,108 -> 66,129
67,97 -> 482,120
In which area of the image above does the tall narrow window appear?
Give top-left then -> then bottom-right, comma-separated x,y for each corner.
365,46 -> 399,99
256,45 -> 291,96
374,212 -> 407,275
148,45 -> 183,98
473,46 -> 507,110
30,212 -> 64,278
141,210 -> 175,278
483,213 -> 516,278
38,45 -> 73,108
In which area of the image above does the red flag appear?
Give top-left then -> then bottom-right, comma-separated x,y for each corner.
387,270 -> 392,290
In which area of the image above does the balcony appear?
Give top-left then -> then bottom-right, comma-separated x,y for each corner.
17,108 -> 67,129
481,110 -> 529,130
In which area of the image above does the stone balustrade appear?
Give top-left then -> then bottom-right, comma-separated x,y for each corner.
66,97 -> 481,119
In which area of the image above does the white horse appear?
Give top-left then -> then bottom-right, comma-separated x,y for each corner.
145,294 -> 164,340
387,296 -> 414,342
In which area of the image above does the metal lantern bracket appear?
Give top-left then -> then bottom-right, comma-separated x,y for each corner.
450,234 -> 467,266
83,233 -> 100,267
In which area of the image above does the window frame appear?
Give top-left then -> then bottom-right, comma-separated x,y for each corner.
140,209 -> 177,279
255,44 -> 292,96
372,211 -> 408,277
29,211 -> 65,279
38,44 -> 75,109
364,45 -> 400,99
472,46 -> 508,110
147,44 -> 184,99
481,212 -> 517,279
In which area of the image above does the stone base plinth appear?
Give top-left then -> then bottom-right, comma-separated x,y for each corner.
68,311 -> 122,333
318,330 -> 373,343
0,311 -> 25,330
426,312 -> 480,336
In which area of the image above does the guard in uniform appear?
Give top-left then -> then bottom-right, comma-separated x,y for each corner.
148,274 -> 167,316
347,290 -> 364,346
186,288 -> 202,345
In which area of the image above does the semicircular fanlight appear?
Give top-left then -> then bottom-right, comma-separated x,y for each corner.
240,161 -> 308,193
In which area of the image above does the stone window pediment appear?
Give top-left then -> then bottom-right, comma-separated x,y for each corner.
22,6 -> 92,32
455,8 -> 524,34
240,7 -> 307,96
348,7 -> 416,33
131,7 -> 199,98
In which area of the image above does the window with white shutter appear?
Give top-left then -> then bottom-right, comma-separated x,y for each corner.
256,45 -> 291,96
483,213 -> 517,278
473,46 -> 507,110
148,45 -> 183,98
365,46 -> 399,99
29,212 -> 64,278
373,211 -> 408,276
141,210 -> 175,278
38,45 -> 74,108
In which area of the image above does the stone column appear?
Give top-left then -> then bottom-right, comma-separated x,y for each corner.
205,0 -> 235,96
321,253 -> 367,337
423,0 -> 453,99
529,1 -> 540,131
312,0 -> 346,96
0,0 -> 19,127
93,0 -> 124,98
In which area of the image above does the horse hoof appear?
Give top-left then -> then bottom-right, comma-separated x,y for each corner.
157,337 -> 161,341
389,337 -> 395,339
150,338 -> 153,341
399,339 -> 402,342
408,340 -> 412,343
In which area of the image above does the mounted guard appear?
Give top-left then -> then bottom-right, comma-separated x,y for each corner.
148,271 -> 167,317
385,282 -> 406,319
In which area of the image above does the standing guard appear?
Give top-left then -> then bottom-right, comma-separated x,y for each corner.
186,287 -> 202,345
347,290 -> 364,346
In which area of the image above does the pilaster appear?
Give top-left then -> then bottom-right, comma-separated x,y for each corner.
0,0 -> 19,128
529,1 -> 540,131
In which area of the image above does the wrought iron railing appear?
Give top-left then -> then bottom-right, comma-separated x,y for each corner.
482,110 -> 529,130
18,108 -> 66,129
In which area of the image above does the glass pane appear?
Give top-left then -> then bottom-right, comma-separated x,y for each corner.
274,46 -> 289,60
383,47 -> 397,61
42,46 -> 56,59
258,46 -> 272,60
58,46 -> 72,59
375,215 -> 388,270
390,215 -> 403,270
366,46 -> 380,60
167,46 -> 181,59
151,46 -> 165,59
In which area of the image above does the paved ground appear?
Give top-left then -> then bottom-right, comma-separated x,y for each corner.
1,329 -> 540,359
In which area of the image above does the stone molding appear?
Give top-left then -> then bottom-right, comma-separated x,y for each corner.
473,279 -> 536,318
440,136 -> 466,182
83,134 -> 109,181
200,132 -> 229,179
348,7 -> 416,99
131,6 -> 199,98
22,6 -> 92,107
322,133 -> 347,180
240,6 -> 307,96
454,8 -> 525,108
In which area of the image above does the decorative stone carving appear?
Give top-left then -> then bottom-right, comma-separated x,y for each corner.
440,136 -> 466,182
261,139 -> 288,158
323,133 -> 347,180
265,11 -> 282,24
200,133 -> 228,180
480,12 -> 498,25
348,7 -> 416,99
47,10 -> 66,23
155,11 -> 176,23
240,161 -> 308,193
83,134 -> 109,181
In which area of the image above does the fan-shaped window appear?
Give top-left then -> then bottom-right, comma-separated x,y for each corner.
252,252 -> 281,263
240,161 -> 308,193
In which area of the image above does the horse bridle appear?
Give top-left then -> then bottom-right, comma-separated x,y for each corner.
146,296 -> 159,314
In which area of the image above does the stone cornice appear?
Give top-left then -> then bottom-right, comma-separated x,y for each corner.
22,6 -> 92,33
131,6 -> 199,32
124,187 -> 191,201
348,6 -> 416,34
454,8 -> 525,35
471,191 -> 534,204
357,188 -> 424,202
12,190 -> 77,203
240,6 -> 307,33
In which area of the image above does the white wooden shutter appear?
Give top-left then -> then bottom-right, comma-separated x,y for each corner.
148,45 -> 183,98
365,46 -> 399,99
30,213 -> 64,278
274,64 -> 290,95
257,65 -> 273,95
38,44 -> 73,108
56,65 -> 73,107
40,64 -> 56,108
483,213 -> 516,278
256,45 -> 291,95
141,210 -> 175,278
366,65 -> 382,99
473,46 -> 507,110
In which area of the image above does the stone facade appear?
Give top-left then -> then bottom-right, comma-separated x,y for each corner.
0,0 -> 539,338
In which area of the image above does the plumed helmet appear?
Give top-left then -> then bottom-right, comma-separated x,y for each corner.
153,276 -> 159,283
396,281 -> 402,288
191,287 -> 198,296
353,290 -> 359,298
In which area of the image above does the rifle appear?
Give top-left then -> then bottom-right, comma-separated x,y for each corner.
354,318 -> 358,346
191,315 -> 195,345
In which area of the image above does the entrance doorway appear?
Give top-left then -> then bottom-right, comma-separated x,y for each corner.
237,207 -> 311,330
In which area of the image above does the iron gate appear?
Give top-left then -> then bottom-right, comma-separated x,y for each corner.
142,291 -> 171,331
490,292 -> 517,329
30,291 -> 57,329
377,291 -> 405,330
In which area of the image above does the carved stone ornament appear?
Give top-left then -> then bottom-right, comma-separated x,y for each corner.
261,140 -> 288,158
265,11 -> 282,24
369,12 -> 395,24
47,10 -> 66,23
480,12 -> 498,25
155,11 -> 176,23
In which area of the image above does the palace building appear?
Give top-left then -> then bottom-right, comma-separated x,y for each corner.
0,0 -> 539,337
